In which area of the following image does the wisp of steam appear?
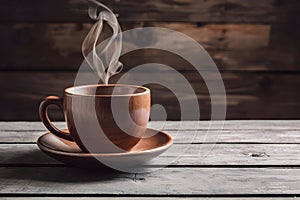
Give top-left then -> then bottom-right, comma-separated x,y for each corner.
82,0 -> 123,84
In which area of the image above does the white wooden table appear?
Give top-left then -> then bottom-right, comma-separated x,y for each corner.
0,120 -> 300,199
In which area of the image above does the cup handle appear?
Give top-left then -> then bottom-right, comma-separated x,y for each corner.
39,96 -> 73,141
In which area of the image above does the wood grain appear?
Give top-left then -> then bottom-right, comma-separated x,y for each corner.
0,0 -> 277,23
0,71 -> 299,120
2,143 -> 300,166
0,0 -> 299,198
1,120 -> 300,131
0,167 -> 300,195
3,129 -> 300,144
269,0 -> 300,72
0,0 -> 299,121
0,121 -> 299,197
0,23 -> 272,71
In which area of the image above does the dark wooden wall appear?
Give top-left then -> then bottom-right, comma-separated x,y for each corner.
0,0 -> 299,120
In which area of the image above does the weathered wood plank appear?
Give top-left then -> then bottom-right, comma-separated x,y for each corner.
0,0 -> 277,23
0,122 -> 65,132
1,143 -> 300,166
2,129 -> 300,144
1,121 -> 300,131
153,120 -> 300,130
0,23 -> 273,71
0,167 -> 299,194
0,71 -> 300,120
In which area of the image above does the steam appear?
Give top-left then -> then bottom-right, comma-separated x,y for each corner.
82,0 -> 123,84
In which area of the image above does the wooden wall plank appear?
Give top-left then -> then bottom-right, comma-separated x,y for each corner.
0,0 -> 277,23
0,72 -> 299,120
0,23 -> 274,71
0,0 -> 299,121
0,22 -> 293,71
269,0 -> 300,72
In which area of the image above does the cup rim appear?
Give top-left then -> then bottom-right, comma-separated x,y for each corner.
64,84 -> 150,97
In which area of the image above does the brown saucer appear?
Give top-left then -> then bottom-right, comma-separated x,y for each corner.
37,129 -> 173,168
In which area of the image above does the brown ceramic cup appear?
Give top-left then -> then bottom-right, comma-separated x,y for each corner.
39,84 -> 150,153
